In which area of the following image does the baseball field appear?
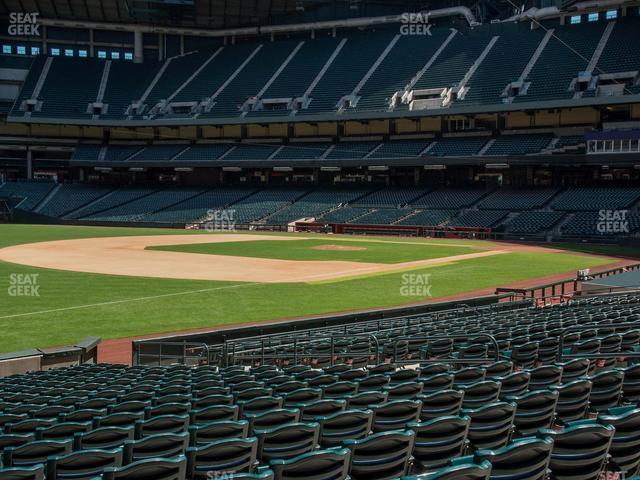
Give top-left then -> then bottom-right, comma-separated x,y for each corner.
0,223 -> 630,354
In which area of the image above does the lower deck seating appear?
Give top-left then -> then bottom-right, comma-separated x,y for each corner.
561,211 -> 640,237
0,181 -> 56,211
1,294 -> 640,479
447,210 -> 509,228
503,211 -> 565,234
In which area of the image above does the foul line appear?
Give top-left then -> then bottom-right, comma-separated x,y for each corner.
0,282 -> 259,320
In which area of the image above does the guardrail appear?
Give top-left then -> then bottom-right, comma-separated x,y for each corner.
496,263 -> 640,300
557,322 -> 640,362
390,333 -> 500,364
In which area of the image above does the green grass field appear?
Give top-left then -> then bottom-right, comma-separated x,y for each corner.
0,224 -> 622,353
149,238 -> 479,263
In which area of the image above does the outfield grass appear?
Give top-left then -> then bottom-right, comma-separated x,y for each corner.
149,238 -> 479,264
0,224 -> 620,353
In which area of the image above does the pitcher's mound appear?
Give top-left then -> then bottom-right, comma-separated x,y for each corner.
312,244 -> 367,251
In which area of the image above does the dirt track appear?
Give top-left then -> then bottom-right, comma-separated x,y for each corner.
0,234 -> 509,283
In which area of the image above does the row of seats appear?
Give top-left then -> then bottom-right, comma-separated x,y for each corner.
2,294 -> 640,479
5,182 -> 639,236
70,133 -> 585,164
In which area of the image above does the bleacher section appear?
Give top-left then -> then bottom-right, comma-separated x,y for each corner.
352,188 -> 430,208
82,189 -> 205,222
67,188 -> 160,219
144,188 -> 257,224
551,187 -> 640,211
410,188 -> 489,209
2,181 -> 638,238
266,189 -> 371,225
483,134 -> 554,156
561,211 -> 640,237
503,211 -> 565,235
396,210 -> 455,227
447,210 -> 509,228
67,132 -> 584,166
2,294 -> 640,479
478,188 -> 559,210
31,57 -> 105,119
8,15 -> 640,123
38,184 -> 111,218
220,188 -> 310,224
0,181 -> 55,211
427,137 -> 488,157
348,208 -> 415,225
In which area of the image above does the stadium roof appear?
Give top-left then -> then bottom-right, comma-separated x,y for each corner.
0,0 -> 524,29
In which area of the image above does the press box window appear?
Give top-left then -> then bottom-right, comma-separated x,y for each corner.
570,15 -> 581,24
78,50 -> 88,58
111,51 -> 120,60
606,10 -> 617,19
16,46 -> 26,55
124,52 -> 133,60
51,48 -> 60,56
64,49 -> 74,57
588,12 -> 599,22
97,51 -> 107,59
2,45 -> 11,54
31,46 -> 40,55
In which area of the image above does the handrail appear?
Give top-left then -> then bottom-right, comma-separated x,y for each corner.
390,333 -> 500,364
223,334 -> 380,367
557,321 -> 640,362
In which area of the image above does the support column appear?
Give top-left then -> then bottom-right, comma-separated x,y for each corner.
134,29 -> 143,63
26,148 -> 33,179
89,29 -> 94,57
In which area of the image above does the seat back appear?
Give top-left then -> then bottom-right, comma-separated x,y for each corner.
460,381 -> 501,409
371,400 -> 422,432
507,390 -> 559,436
270,448 -> 351,480
134,414 -> 189,438
123,432 -> 189,464
588,369 -> 624,412
3,439 -> 73,467
186,436 -> 258,479
474,436 -> 553,480
102,455 -> 187,480
418,390 -> 463,421
0,464 -> 45,480
247,409 -> 300,433
598,407 -> 640,475
74,426 -> 135,450
551,379 -> 593,423
461,402 -> 516,451
256,422 -> 320,462
46,448 -> 123,480
401,460 -> 492,479
408,415 -> 470,471
317,409 -> 373,447
189,405 -> 239,425
539,422 -> 615,480
345,430 -> 416,480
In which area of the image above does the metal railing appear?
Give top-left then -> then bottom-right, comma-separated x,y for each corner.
557,322 -> 640,362
222,334 -> 381,367
134,341 -> 212,366
390,333 -> 500,364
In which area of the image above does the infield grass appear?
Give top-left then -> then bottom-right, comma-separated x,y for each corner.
0,224 -> 621,353
148,238 -> 479,263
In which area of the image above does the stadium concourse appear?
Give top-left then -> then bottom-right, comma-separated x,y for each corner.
2,0 -> 640,479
